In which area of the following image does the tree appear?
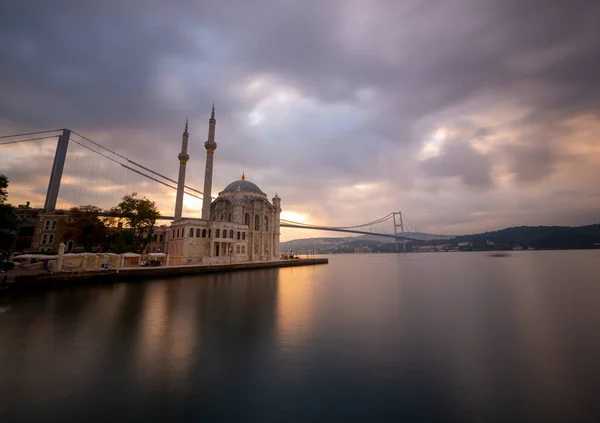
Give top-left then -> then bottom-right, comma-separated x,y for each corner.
107,193 -> 160,253
0,174 -> 8,204
63,205 -> 107,251
0,175 -> 18,259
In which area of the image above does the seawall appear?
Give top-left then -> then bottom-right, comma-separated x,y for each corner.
5,258 -> 328,293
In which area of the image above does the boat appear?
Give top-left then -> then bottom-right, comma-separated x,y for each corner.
512,245 -> 523,251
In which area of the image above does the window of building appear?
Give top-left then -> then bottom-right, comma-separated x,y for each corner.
245,213 -> 250,225
242,232 -> 246,240
48,234 -> 55,244
208,229 -> 212,238
229,230 -> 233,238
44,220 -> 51,230
242,245 -> 245,254
220,214 -> 224,221
67,240 -> 74,251
237,231 -> 240,240
195,228 -> 200,238
236,245 -> 240,254
265,216 -> 269,231
228,214 -> 232,222
152,234 -> 158,242
159,235 -> 164,242
202,229 -> 207,238
255,215 -> 260,231
189,228 -> 194,237
41,233 -> 48,244
216,229 -> 220,238
51,220 -> 57,230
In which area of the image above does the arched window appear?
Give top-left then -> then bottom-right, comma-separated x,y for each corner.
245,213 -> 250,226
265,216 -> 269,231
229,230 -> 233,238
216,229 -> 220,238
208,229 -> 212,238
255,215 -> 260,231
189,228 -> 194,237
228,214 -> 232,222
202,229 -> 207,238
196,228 -> 200,238
242,232 -> 246,240
237,231 -> 240,240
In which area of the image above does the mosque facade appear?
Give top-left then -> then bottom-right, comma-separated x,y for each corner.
166,106 -> 281,265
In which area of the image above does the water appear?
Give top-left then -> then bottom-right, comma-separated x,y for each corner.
1,251 -> 600,422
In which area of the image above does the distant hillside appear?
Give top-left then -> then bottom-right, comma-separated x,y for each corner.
280,232 -> 453,254
425,224 -> 600,251
281,224 -> 600,253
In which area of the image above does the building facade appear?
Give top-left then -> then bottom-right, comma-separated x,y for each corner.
167,106 -> 281,265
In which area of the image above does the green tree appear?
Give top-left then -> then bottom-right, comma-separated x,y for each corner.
107,193 -> 160,253
108,230 -> 135,254
0,175 -> 18,259
63,205 -> 107,251
0,174 -> 8,203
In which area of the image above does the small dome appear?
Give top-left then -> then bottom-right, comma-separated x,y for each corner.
223,179 -> 263,194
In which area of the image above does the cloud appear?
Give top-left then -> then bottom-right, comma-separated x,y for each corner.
1,0 -> 600,240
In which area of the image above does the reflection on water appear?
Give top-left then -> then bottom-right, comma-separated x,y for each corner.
1,251 -> 600,422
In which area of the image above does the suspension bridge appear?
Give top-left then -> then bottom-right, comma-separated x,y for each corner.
1,128 -> 424,247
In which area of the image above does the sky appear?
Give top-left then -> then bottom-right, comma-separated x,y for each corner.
1,0 -> 599,241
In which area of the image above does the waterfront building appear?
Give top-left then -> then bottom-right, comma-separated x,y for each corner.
166,106 -> 281,265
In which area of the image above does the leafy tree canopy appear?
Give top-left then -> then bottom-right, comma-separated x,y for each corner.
107,193 -> 160,253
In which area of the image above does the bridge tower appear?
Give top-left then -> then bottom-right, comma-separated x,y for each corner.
174,119 -> 190,220
392,211 -> 406,253
201,104 -> 217,220
44,129 -> 71,210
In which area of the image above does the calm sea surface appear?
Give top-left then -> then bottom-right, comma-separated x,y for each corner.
2,251 -> 600,422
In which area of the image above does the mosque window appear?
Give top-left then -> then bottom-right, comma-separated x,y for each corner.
265,216 -> 269,231
189,228 -> 194,237
202,229 -> 207,238
229,230 -> 234,238
255,215 -> 260,231
242,232 -> 246,240
245,213 -> 250,225
237,231 -> 240,240
196,228 -> 200,238
216,229 -> 220,238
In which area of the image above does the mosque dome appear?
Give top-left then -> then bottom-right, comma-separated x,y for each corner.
222,173 -> 263,194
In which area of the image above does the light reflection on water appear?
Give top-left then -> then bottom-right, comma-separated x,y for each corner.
1,251 -> 600,422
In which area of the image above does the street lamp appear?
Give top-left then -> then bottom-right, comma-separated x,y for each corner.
266,248 -> 269,262
229,246 -> 233,265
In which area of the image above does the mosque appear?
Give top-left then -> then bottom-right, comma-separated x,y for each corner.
166,105 -> 281,265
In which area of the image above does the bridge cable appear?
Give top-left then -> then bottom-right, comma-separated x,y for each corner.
70,139 -> 203,201
70,131 -> 213,199
0,129 -> 63,140
0,135 -> 60,146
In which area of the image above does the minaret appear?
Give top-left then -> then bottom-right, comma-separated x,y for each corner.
201,104 -> 217,220
174,118 -> 189,220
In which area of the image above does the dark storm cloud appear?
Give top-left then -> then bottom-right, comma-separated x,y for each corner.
1,0 -> 600,233
420,140 -> 493,188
